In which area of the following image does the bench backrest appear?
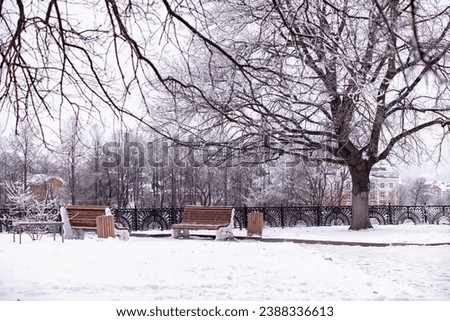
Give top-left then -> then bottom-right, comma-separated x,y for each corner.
182,205 -> 233,225
66,205 -> 108,228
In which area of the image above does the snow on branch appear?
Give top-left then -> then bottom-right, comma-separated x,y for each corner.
5,182 -> 59,223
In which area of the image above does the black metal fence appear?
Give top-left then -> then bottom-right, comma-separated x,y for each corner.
111,205 -> 450,231
1,205 -> 449,232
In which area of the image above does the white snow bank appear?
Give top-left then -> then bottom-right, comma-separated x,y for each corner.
0,224 -> 449,301
240,224 -> 450,244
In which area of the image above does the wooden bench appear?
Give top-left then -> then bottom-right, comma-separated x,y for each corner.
60,205 -> 129,240
66,205 -> 107,230
171,205 -> 235,240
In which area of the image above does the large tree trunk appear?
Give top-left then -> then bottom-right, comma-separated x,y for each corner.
349,163 -> 373,230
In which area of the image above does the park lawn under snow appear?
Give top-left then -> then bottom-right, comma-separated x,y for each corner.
0,224 -> 449,301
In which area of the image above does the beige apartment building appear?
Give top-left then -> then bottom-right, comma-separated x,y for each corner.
339,164 -> 401,206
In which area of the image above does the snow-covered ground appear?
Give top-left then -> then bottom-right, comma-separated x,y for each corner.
0,224 -> 449,301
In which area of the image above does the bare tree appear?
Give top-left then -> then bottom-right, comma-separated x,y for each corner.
56,117 -> 88,205
7,123 -> 39,191
0,138 -> 11,205
2,1 -> 450,229
330,168 -> 351,206
156,0 -> 450,229
409,177 -> 428,205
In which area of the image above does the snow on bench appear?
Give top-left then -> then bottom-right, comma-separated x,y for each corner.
60,205 -> 129,240
171,205 -> 234,240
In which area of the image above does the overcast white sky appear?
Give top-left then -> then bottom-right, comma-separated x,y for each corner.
399,162 -> 450,182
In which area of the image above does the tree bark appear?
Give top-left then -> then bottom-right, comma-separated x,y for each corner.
349,162 -> 373,230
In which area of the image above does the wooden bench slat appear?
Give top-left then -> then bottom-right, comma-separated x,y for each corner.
66,205 -> 109,210
171,223 -> 228,230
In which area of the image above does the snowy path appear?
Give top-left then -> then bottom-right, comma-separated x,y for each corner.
306,244 -> 450,300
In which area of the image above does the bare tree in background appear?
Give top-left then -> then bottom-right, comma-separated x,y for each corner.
1,0 -> 450,229
58,117 -> 87,205
409,177 -> 430,205
245,161 -> 349,207
7,123 -> 38,191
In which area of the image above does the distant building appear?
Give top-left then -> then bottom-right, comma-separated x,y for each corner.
338,164 -> 401,206
28,174 -> 66,201
369,165 -> 401,205
424,181 -> 450,204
